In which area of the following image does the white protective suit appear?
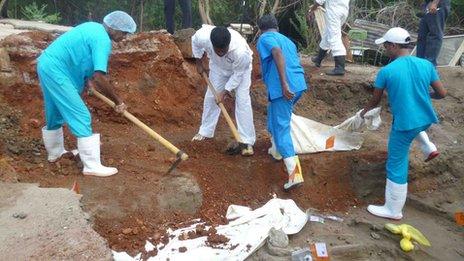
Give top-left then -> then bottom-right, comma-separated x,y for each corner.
191,25 -> 256,145
317,0 -> 350,56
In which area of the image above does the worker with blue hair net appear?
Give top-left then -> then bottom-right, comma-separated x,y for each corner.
37,11 -> 136,177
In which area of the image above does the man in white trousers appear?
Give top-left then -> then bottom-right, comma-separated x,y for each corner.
191,25 -> 256,156
309,0 -> 350,76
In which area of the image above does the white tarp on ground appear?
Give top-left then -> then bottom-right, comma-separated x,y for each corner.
291,107 -> 381,154
112,198 -> 308,261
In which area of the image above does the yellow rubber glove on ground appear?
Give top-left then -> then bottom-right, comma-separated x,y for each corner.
385,223 -> 431,252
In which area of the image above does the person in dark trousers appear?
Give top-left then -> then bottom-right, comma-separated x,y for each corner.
0,0 -> 8,18
416,0 -> 451,66
164,0 -> 192,34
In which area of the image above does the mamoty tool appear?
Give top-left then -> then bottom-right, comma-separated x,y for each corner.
201,72 -> 247,155
90,88 -> 188,174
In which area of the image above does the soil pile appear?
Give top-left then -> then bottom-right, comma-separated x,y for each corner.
0,31 -> 205,130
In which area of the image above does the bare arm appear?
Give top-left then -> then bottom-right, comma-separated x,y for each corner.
428,0 -> 441,13
361,88 -> 384,118
271,47 -> 294,100
430,80 -> 447,99
195,58 -> 205,74
91,72 -> 123,105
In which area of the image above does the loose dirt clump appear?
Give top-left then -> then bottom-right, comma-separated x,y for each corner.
206,233 -> 230,247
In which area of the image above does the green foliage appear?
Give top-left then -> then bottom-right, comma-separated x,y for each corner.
289,1 -> 319,54
20,2 -> 61,24
449,0 -> 464,31
5,0 -> 463,41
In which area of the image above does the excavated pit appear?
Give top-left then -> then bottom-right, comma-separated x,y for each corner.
2,30 -> 461,257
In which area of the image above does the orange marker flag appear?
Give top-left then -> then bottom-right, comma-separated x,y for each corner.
325,135 -> 335,149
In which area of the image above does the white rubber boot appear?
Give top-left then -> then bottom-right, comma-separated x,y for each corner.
283,156 -> 304,191
367,179 -> 407,220
77,134 -> 118,177
268,137 -> 282,161
42,126 -> 68,162
415,131 -> 439,162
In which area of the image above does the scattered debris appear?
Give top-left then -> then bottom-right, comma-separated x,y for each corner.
122,228 -> 133,235
370,232 -> 380,240
308,215 -> 325,224
291,247 -> 312,261
12,212 -> 27,219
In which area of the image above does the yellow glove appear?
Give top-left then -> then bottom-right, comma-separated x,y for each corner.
385,223 -> 431,252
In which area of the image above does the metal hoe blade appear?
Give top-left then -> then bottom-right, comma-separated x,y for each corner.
166,151 -> 186,174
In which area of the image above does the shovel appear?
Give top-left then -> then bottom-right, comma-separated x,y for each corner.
90,88 -> 188,174
201,72 -> 247,154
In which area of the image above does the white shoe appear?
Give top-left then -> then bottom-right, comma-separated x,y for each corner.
367,179 -> 407,220
268,137 -> 282,160
78,134 -> 118,177
283,156 -> 304,191
42,126 -> 68,162
241,144 -> 254,156
191,133 -> 206,141
415,131 -> 439,162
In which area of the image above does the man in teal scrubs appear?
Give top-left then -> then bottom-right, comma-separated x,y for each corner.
257,14 -> 309,191
37,11 -> 136,177
361,27 -> 446,220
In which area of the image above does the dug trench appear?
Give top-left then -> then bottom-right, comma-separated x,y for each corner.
0,31 -> 462,258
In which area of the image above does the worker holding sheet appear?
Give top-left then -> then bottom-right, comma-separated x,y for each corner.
361,27 -> 446,220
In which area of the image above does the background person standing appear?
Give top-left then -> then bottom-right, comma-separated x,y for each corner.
164,0 -> 192,34
416,0 -> 451,66
309,0 -> 350,76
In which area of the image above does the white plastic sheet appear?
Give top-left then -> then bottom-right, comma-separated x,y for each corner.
291,107 -> 381,154
112,198 -> 307,261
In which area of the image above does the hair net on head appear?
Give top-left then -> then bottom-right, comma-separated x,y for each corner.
103,11 -> 137,33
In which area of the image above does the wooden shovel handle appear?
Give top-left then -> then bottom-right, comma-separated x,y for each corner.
202,72 -> 243,143
90,88 -> 188,161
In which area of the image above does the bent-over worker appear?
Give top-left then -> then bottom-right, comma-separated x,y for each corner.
37,11 -> 136,177
191,25 -> 256,156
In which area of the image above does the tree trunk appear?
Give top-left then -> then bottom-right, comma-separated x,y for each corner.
258,0 -> 267,18
140,0 -> 144,32
271,0 -> 280,14
199,0 -> 213,25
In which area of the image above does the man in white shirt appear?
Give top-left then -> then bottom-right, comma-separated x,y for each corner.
191,25 -> 256,156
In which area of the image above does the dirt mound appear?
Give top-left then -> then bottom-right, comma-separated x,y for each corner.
0,31 -> 205,129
